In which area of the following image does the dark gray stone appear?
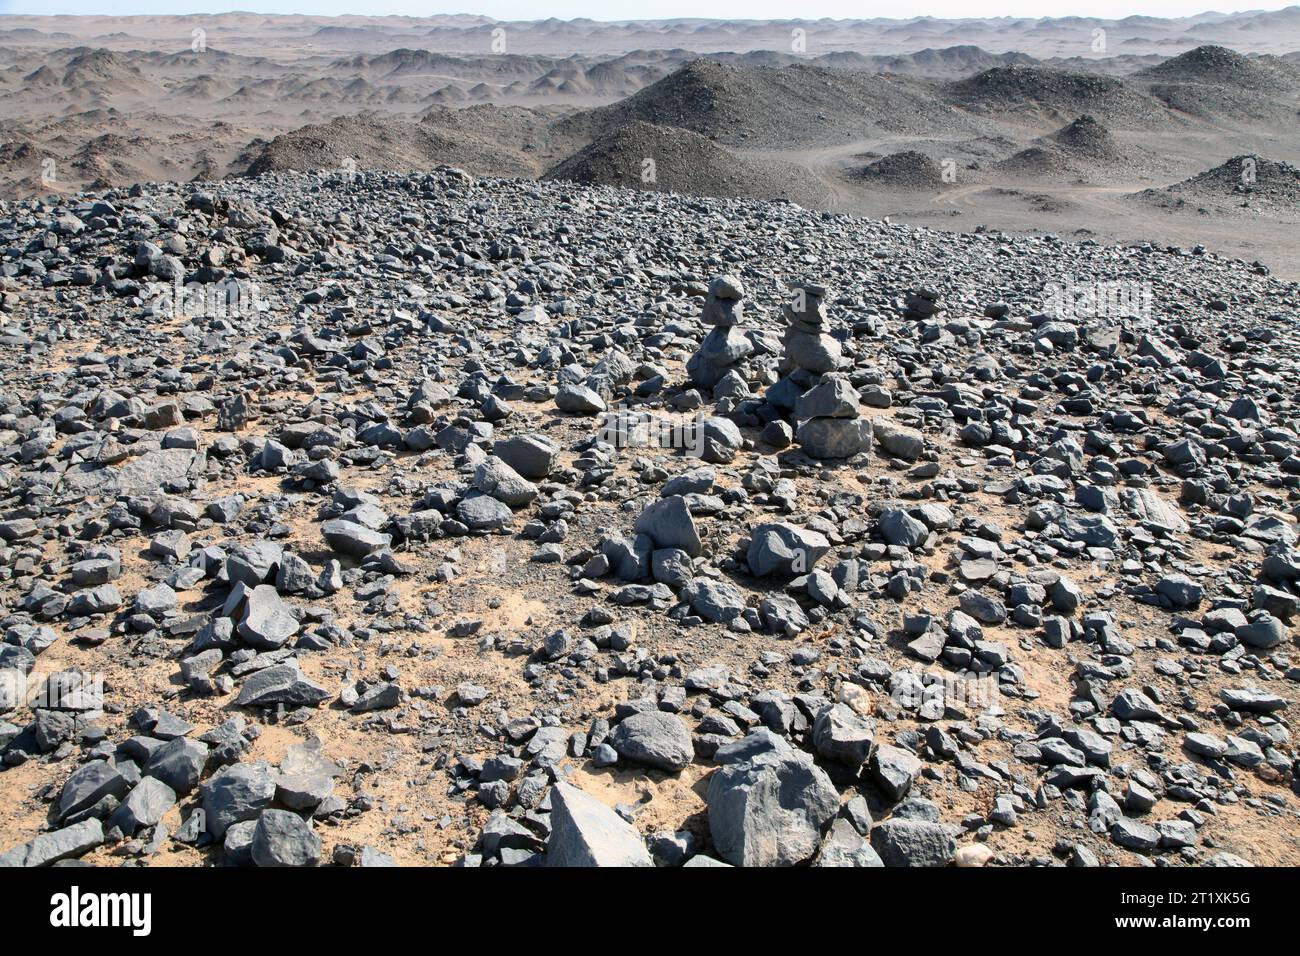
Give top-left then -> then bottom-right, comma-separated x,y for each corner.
201,761 -> 278,840
547,783 -> 651,867
609,711 -> 693,772
707,749 -> 839,867
251,809 -> 321,867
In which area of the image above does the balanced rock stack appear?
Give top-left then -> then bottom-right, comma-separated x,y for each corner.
764,283 -> 869,458
794,372 -> 872,459
780,283 -> 841,378
903,287 -> 942,320
686,275 -> 754,390
766,282 -> 843,412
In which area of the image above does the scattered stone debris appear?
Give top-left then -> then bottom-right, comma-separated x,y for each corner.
0,167 -> 1297,870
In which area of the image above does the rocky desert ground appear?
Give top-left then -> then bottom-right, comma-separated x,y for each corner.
1,12 -> 1298,276
0,12 -> 1298,872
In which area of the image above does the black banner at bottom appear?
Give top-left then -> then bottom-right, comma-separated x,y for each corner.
4,864 -> 1275,942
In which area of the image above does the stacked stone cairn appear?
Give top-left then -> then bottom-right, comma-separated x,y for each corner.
903,287 -> 942,320
686,275 -> 753,390
767,282 -> 872,459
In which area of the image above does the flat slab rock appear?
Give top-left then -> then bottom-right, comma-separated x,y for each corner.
0,819 -> 104,867
58,448 -> 205,499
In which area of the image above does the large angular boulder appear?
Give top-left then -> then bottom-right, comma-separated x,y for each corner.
493,434 -> 560,479
870,818 -> 957,867
813,703 -> 875,767
795,417 -> 873,460
57,761 -> 129,822
747,523 -> 831,577
879,508 -> 928,549
321,519 -> 391,558
107,777 -> 176,836
680,577 -> 747,624
237,585 -> 299,650
555,383 -> 606,414
251,809 -> 322,867
201,761 -> 277,840
59,447 -> 204,499
547,783 -> 652,867
456,492 -> 514,532
235,661 -> 330,708
473,456 -> 538,508
816,818 -> 885,867
275,737 -> 340,811
874,420 -> 925,461
870,744 -> 922,801
794,375 -> 860,420
694,417 -> 742,464
706,749 -> 839,867
144,737 -> 209,795
633,495 -> 702,557
608,711 -> 693,772
0,819 -> 104,867
1220,688 -> 1287,713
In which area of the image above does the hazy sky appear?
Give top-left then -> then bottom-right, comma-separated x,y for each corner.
1,2 -> 1297,20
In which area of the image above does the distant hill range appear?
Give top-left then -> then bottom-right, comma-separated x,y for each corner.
1,10 -> 1299,56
